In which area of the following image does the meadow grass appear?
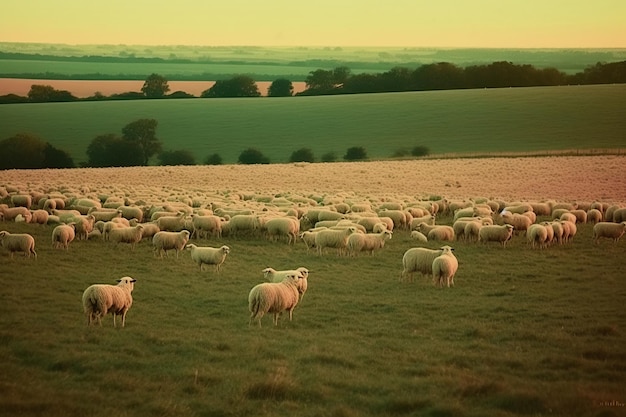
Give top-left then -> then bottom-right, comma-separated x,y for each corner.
1,213 -> 624,417
1,84 -> 625,165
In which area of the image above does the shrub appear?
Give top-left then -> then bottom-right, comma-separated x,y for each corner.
289,148 -> 315,163
343,146 -> 368,161
204,153 -> 223,165
158,150 -> 196,166
392,148 -> 410,158
321,152 -> 337,162
0,133 -> 74,169
238,148 -> 270,164
411,145 -> 430,157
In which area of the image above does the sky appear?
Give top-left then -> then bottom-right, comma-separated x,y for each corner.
1,0 -> 625,48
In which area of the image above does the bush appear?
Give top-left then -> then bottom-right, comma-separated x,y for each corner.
392,148 -> 410,158
343,146 -> 368,161
158,150 -> 196,166
85,134 -> 144,167
321,152 -> 337,162
204,153 -> 223,165
0,133 -> 74,169
411,145 -> 430,157
238,148 -> 270,164
289,148 -> 315,163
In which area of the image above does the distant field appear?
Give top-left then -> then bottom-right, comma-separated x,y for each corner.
1,84 -> 625,165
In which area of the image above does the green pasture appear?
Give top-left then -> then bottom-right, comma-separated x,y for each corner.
1,84 -> 625,165
1,213 -> 624,416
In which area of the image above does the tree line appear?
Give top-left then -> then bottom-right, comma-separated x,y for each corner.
1,60 -> 624,104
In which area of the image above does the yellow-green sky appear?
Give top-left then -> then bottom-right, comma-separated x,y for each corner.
2,0 -> 625,47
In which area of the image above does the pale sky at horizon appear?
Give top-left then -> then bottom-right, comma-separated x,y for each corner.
1,0 -> 625,48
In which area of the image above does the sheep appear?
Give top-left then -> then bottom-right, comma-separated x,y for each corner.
190,214 -> 222,239
185,244 -> 230,272
10,194 -> 32,208
570,209 -> 588,224
152,230 -> 191,258
409,214 -> 436,229
129,220 -> 160,239
560,219 -> 577,242
586,208 -> 603,224
72,214 -> 96,240
82,276 -> 136,327
346,229 -> 393,256
108,225 -> 144,250
464,220 -> 491,242
526,224 -> 549,249
612,208 -> 626,223
543,221 -> 564,245
314,226 -> 358,256
227,214 -> 261,237
0,231 -> 37,258
377,209 -> 407,229
401,246 -> 445,282
559,212 -> 577,224
87,208 -> 123,222
592,221 -> 626,244
478,224 -> 514,247
264,216 -> 300,244
51,223 -> 76,250
417,223 -> 455,242
100,220 -> 127,241
299,230 -> 319,251
117,206 -> 144,222
432,246 -> 458,287
501,211 -> 532,235
156,212 -> 189,232
410,230 -> 428,242
28,209 -> 49,225
262,266 -> 310,301
248,273 -> 302,327
0,206 -> 32,222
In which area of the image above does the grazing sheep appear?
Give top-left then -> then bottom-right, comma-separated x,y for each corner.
227,214 -> 261,237
28,209 -> 49,225
117,206 -> 144,222
51,223 -> 76,250
314,226 -> 358,256
156,212 -> 189,232
248,273 -> 302,327
262,266 -> 310,301
543,221 -> 564,245
527,224 -> 549,249
10,194 -> 32,208
0,206 -> 32,222
592,221 -> 626,244
152,230 -> 191,258
570,209 -> 588,224
410,230 -> 428,242
559,212 -> 577,224
190,214 -> 222,239
478,224 -> 515,247
612,208 -> 626,223
185,244 -> 230,272
0,231 -> 37,258
264,216 -> 300,244
586,208 -> 603,224
409,214 -> 436,229
82,276 -> 136,327
417,223 -> 455,241
299,230 -> 319,251
501,212 -> 532,235
560,220 -> 577,243
432,246 -> 458,287
108,225 -> 144,250
87,208 -> 123,222
72,214 -> 96,240
346,229 -> 393,256
401,246 -> 444,282
464,220 -> 491,243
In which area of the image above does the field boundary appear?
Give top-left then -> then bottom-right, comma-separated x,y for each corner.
421,148 -> 626,160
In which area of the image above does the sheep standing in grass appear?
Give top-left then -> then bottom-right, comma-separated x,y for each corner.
52,223 -> 76,250
265,216 -> 300,244
82,276 -> 136,327
108,224 -> 144,250
432,246 -> 458,287
314,226 -> 357,256
401,246 -> 445,282
586,209 -> 603,224
156,212 -> 189,232
28,209 -> 49,225
0,231 -> 37,258
347,229 -> 392,256
191,214 -> 222,239
501,212 -> 532,235
185,244 -> 230,272
0,206 -> 32,222
262,267 -> 310,301
592,221 -> 626,244
560,220 -> 577,243
417,223 -> 455,241
410,230 -> 428,242
152,230 -> 191,258
527,223 -> 549,249
248,273 -> 302,327
478,224 -> 514,247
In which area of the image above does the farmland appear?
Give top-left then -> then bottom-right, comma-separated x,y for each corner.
0,158 -> 625,417
1,84 -> 626,165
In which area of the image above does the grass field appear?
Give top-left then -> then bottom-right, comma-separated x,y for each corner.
0,160 -> 625,416
1,84 -> 625,166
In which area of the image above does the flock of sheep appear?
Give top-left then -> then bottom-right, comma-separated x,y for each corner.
2,183 -> 626,328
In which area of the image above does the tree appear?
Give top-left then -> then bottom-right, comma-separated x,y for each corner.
158,150 -> 196,166
43,143 -> 75,168
121,119 -> 162,165
0,133 -> 74,169
141,73 -> 170,98
321,152 -> 337,162
27,84 -> 77,102
238,148 -> 270,164
204,153 -> 223,165
289,148 -> 315,163
201,76 -> 261,98
411,145 -> 430,157
86,134 -> 144,167
267,78 -> 294,97
343,146 -> 368,161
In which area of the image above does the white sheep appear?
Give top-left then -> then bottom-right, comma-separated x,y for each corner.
185,244 -> 230,272
190,214 -> 222,239
299,230 -> 319,251
0,206 -> 32,222
82,276 -> 136,327
52,223 -> 76,249
400,246 -> 445,282
262,266 -> 310,301
108,224 -> 145,250
28,209 -> 49,225
248,273 -> 302,327
117,206 -> 144,222
478,224 -> 515,247
417,223 -> 455,241
0,231 -> 37,258
227,214 -> 261,237
156,212 -> 189,232
410,230 -> 428,242
432,246 -> 458,288
560,219 -> 577,243
526,223 -> 549,249
152,230 -> 191,258
87,208 -> 123,222
264,216 -> 300,244
314,226 -> 358,256
346,229 -> 392,256
501,211 -> 532,235
586,208 -> 603,224
72,214 -> 96,240
592,221 -> 626,244
10,194 -> 32,208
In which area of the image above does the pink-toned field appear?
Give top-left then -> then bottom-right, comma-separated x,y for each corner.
0,78 -> 307,97
2,156 -> 625,204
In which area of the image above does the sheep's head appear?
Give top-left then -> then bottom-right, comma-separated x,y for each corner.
221,245 -> 230,254
117,276 -> 137,291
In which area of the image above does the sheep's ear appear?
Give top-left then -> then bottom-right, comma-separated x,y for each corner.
130,279 -> 137,283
